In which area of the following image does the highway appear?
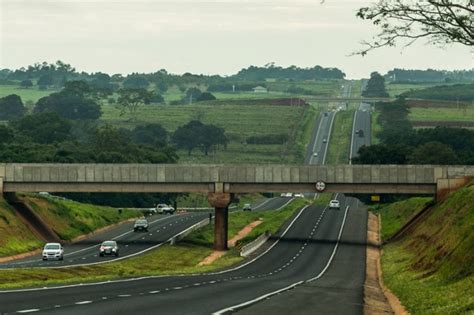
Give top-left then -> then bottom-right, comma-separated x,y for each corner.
0,195 -> 367,315
350,103 -> 372,163
0,198 -> 290,269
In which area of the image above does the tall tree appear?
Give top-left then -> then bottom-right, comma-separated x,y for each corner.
35,90 -> 102,120
12,112 -> 72,144
356,0 -> 473,55
117,88 -> 153,117
0,94 -> 26,120
362,72 -> 389,97
123,74 -> 150,89
172,120 -> 227,155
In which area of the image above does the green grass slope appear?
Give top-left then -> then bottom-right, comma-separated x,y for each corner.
22,195 -> 140,240
0,195 -> 140,257
0,199 -> 43,256
380,183 -> 474,314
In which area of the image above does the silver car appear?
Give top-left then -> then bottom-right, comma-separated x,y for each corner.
42,243 -> 64,261
329,200 -> 340,210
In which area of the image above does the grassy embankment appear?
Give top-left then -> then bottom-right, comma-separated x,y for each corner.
0,198 -> 311,289
409,107 -> 474,122
326,110 -> 354,164
371,183 -> 474,314
385,83 -> 442,98
0,195 -> 140,257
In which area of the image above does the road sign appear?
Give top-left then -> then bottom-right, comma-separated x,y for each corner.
315,181 -> 326,192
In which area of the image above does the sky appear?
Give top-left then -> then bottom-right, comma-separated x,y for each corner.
0,0 -> 472,79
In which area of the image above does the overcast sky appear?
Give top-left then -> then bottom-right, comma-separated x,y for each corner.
0,0 -> 472,79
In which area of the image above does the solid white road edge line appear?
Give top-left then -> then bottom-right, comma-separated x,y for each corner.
0,203 -> 309,293
349,110 -> 358,164
213,204 -> 350,314
212,281 -> 304,315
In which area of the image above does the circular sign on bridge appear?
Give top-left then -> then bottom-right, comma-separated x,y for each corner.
315,181 -> 326,192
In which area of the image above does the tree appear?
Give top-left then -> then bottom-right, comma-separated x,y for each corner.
0,94 -> 26,120
362,72 -> 389,97
0,125 -> 14,144
123,74 -> 150,89
172,120 -> 227,155
20,79 -> 33,89
117,88 -> 153,117
196,92 -> 216,102
12,112 -> 72,144
35,90 -> 102,120
37,74 -> 53,89
150,92 -> 165,104
408,141 -> 459,164
185,87 -> 202,103
356,0 -> 474,55
132,123 -> 168,145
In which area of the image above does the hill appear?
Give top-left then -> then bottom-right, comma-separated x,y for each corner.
0,195 -> 139,257
374,183 -> 474,314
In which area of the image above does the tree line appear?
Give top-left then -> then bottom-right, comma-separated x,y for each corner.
352,98 -> 474,165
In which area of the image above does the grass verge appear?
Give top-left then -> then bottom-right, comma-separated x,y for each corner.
408,107 -> 474,122
379,183 -> 474,314
326,110 -> 354,164
0,198 -> 309,289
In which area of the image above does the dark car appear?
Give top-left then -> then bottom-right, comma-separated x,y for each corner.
133,219 -> 149,232
99,240 -> 119,257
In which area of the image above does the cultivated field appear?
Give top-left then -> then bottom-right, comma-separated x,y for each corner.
100,103 -> 314,164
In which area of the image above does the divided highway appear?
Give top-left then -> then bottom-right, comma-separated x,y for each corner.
0,198 -> 290,269
0,195 -> 367,315
350,103 -> 372,163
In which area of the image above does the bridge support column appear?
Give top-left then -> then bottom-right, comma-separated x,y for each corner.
208,192 -> 231,251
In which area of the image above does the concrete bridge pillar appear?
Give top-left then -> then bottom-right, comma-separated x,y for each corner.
208,192 -> 231,251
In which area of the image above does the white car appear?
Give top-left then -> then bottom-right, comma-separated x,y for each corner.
42,243 -> 64,261
294,193 -> 304,198
313,152 -> 318,157
329,200 -> 340,210
156,203 -> 175,214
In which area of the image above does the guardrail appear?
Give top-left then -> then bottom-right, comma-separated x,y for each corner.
169,218 -> 210,245
240,231 -> 271,257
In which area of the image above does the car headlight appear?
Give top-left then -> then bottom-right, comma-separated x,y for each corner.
112,248 -> 116,251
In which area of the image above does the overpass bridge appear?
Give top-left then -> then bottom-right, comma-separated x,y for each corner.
1,163 -> 473,250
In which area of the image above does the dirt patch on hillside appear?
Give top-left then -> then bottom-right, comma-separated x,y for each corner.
198,220 -> 262,266
364,213 -> 408,315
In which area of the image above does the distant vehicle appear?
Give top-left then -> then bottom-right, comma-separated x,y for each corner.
280,193 -> 287,197
329,200 -> 340,210
323,112 -> 328,117
294,193 -> 304,198
243,203 -> 252,211
358,129 -> 364,137
133,219 -> 149,232
282,192 -> 293,198
42,243 -> 64,261
38,192 -> 50,197
156,204 -> 175,215
313,152 -> 318,157
322,138 -> 327,143
99,241 -> 119,257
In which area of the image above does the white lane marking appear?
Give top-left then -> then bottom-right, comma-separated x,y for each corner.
322,111 -> 335,164
215,204 -> 350,314
209,205 -> 309,275
349,110 -> 358,164
173,287 -> 182,290
213,281 -> 304,315
16,309 -> 40,313
306,205 -> 350,282
149,290 -> 160,294
118,294 -> 131,297
75,301 -> 92,305
0,218 -> 210,291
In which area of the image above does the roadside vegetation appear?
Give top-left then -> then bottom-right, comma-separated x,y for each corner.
372,183 -> 474,314
0,198 -> 310,289
0,195 -> 139,257
326,110 -> 354,164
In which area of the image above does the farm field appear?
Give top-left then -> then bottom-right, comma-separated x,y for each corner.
385,82 -> 443,97
100,103 -> 314,164
0,85 -> 59,106
408,107 -> 474,122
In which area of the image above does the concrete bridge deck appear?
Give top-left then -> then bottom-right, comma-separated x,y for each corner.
1,163 -> 473,195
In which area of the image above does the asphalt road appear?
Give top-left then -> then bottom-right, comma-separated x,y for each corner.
350,103 -> 372,162
0,198 -> 290,269
0,194 -> 367,315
